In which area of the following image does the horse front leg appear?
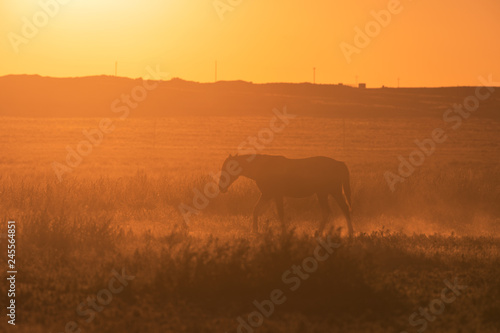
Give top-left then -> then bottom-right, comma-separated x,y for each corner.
275,196 -> 285,233
253,194 -> 270,233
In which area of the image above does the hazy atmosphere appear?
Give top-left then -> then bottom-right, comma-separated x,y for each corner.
1,1 -> 499,332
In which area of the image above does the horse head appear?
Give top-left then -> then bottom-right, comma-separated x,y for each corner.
218,153 -> 242,193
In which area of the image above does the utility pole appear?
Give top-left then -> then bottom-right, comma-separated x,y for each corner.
153,119 -> 157,150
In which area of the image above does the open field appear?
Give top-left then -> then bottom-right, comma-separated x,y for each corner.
0,111 -> 499,332
1,0 -> 499,330
1,114 -> 500,235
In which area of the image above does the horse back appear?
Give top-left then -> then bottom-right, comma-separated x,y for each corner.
253,155 -> 347,197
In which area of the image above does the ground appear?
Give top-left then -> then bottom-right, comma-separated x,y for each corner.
0,113 -> 499,332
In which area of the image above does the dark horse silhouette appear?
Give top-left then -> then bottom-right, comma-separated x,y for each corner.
218,154 -> 353,237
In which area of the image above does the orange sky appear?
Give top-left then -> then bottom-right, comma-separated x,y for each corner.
1,0 -> 499,87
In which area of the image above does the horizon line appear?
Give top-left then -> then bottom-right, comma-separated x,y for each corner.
0,73 -> 496,89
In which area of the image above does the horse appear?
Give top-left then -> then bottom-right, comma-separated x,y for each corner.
218,154 -> 353,237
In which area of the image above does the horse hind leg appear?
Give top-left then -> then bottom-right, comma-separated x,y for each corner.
332,190 -> 353,238
315,193 -> 331,237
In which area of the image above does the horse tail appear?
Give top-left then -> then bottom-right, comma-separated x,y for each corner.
341,163 -> 352,212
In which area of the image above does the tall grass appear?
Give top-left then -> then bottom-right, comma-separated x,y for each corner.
1,166 -> 498,331
2,163 -> 498,235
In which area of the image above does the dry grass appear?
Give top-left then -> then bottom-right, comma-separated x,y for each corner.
0,116 -> 499,332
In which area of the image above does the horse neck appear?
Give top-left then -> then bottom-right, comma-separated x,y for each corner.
238,155 -> 262,181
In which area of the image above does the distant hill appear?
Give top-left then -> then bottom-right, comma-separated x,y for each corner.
0,75 -> 498,118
